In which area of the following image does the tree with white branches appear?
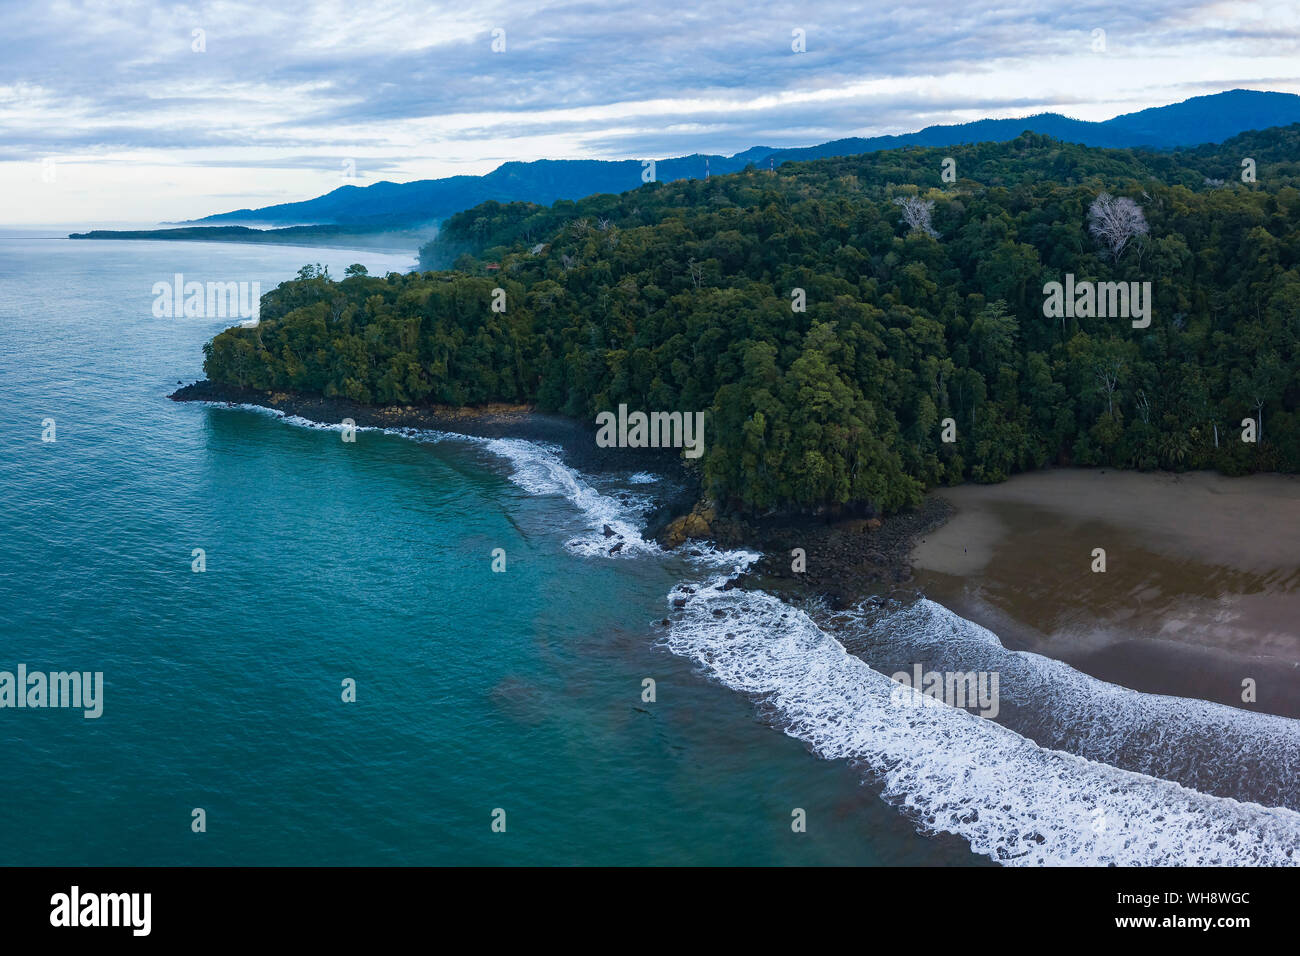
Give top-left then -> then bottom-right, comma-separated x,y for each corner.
893,196 -> 939,238
1088,192 -> 1148,262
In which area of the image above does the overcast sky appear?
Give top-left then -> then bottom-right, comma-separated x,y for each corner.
3,0 -> 1299,225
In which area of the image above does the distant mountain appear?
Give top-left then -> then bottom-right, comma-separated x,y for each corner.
761,90 -> 1300,164
179,89 -> 1300,230
185,155 -> 780,229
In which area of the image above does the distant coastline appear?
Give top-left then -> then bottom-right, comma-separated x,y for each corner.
70,224 -> 430,256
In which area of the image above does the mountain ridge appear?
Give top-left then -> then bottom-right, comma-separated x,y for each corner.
185,89 -> 1300,230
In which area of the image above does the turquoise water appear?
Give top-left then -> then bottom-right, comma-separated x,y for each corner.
9,238 -> 1293,867
0,238 -> 972,865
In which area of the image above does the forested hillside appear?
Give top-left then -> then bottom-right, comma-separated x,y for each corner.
203,128 -> 1300,515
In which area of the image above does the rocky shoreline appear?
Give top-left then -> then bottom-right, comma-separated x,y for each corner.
170,380 -> 947,606
662,496 -> 953,608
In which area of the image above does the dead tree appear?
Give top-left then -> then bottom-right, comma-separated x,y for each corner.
1135,389 -> 1151,425
1096,358 -> 1123,418
1088,192 -> 1149,262
893,196 -> 939,238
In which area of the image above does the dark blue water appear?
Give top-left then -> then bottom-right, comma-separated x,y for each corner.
0,238 -> 975,865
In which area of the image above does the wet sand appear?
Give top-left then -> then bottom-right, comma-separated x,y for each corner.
910,470 -> 1300,718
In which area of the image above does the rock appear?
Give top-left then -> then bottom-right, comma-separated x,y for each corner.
682,513 -> 710,538
609,542 -> 624,554
659,517 -> 688,549
711,608 -> 725,618
672,597 -> 688,608
603,524 -> 616,537
657,499 -> 721,549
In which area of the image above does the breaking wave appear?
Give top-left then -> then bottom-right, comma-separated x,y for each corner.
206,401 -> 745,563
831,597 -> 1300,811
663,576 -> 1300,866
479,437 -> 660,557
209,399 -> 1300,865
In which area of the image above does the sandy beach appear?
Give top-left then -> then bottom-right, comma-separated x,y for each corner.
910,469 -> 1300,717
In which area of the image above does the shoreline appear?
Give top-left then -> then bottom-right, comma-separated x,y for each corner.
69,230 -> 427,257
910,470 -> 1300,719
172,382 -> 1298,724
170,379 -> 702,537
169,380 -> 940,595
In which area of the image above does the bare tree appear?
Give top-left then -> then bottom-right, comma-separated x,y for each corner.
1088,192 -> 1149,262
1135,389 -> 1151,425
686,257 -> 703,289
1240,351 -> 1283,446
893,196 -> 939,238
1095,357 -> 1123,417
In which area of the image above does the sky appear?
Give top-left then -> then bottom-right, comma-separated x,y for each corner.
2,0 -> 1299,225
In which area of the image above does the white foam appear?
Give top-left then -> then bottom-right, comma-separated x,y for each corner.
663,578 -> 1300,866
839,598 -> 1300,811
480,437 -> 660,557
479,439 -> 761,566
202,400 -> 722,562
199,401 -> 451,442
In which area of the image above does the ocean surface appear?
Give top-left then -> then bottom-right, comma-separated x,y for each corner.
1,236 -> 1296,866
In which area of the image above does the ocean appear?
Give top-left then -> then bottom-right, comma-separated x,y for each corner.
1,237 -> 1295,866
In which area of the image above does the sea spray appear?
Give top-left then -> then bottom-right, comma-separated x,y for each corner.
838,598 -> 1300,811
201,401 -> 753,565
205,400 -> 1300,864
662,575 -> 1300,866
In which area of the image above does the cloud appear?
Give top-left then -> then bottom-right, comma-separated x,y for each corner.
2,0 -> 1299,222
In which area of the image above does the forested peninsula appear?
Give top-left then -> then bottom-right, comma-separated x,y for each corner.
198,127 -> 1300,517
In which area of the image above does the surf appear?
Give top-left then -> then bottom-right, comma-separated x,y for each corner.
662,575 -> 1300,866
834,597 -> 1300,811
206,398 -> 1300,864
